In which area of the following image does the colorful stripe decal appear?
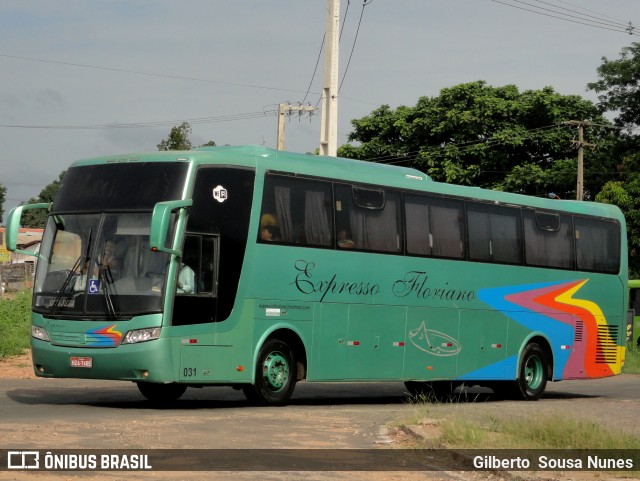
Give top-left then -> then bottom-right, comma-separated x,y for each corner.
478,280 -> 621,380
86,324 -> 122,347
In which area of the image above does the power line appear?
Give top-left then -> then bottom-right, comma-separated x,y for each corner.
542,0 -> 631,25
0,110 -> 279,130
338,0 -> 373,93
529,0 -> 633,30
489,0 -> 638,36
360,123 -> 576,165
0,54 -> 311,94
301,35 -> 325,105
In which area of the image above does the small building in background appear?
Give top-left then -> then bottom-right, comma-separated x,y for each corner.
0,227 -> 44,292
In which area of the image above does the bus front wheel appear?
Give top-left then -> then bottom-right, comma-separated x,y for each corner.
512,343 -> 549,401
243,338 -> 296,406
136,382 -> 187,402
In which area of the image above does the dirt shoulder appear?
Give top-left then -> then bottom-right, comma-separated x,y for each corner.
0,350 -> 35,379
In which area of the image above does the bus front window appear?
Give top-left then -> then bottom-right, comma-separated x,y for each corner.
34,213 -> 170,318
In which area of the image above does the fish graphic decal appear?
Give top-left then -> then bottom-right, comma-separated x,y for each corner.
408,321 -> 461,356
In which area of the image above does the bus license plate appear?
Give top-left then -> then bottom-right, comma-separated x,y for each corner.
70,357 -> 93,368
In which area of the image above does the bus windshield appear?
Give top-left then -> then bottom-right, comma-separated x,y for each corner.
34,212 -> 171,318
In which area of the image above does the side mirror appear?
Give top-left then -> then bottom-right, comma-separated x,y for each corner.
6,203 -> 51,255
149,199 -> 192,256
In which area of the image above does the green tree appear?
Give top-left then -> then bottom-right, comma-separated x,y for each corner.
157,122 -> 217,150
588,42 -> 640,130
21,172 -> 65,228
587,43 -> 640,276
595,139 -> 640,278
157,122 -> 193,151
338,81 -> 618,199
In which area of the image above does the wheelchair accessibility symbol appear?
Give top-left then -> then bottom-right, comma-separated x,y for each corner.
88,279 -> 101,294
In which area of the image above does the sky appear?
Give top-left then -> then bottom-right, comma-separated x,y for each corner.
1,0 -> 639,217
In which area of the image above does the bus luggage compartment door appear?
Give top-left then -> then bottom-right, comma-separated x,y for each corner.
179,345 -> 233,382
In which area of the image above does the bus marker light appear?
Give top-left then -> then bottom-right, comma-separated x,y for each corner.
142,371 -> 149,378
426,366 -> 433,371
236,366 -> 245,372
491,344 -> 502,348
442,342 -> 453,347
347,341 -> 360,346
189,339 -> 197,344
393,342 -> 405,347
561,345 -> 571,350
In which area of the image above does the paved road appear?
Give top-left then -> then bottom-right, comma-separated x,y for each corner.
0,376 -> 638,480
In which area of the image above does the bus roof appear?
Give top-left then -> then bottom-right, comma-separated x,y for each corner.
69,145 -> 624,222
71,145 -> 429,187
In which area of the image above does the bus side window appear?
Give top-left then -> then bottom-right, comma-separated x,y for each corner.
180,234 -> 218,296
467,202 -> 522,265
405,194 -> 465,259
575,217 -> 620,274
334,184 -> 402,253
260,174 -> 333,247
523,210 -> 574,269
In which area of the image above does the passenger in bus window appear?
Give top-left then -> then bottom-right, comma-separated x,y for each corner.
177,263 -> 196,294
259,213 -> 280,242
260,224 -> 280,242
337,229 -> 355,248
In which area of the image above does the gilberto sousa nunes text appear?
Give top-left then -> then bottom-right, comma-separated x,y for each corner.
474,454 -> 634,471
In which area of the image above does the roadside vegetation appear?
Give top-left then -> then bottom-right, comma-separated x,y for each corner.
624,343 -> 640,374
0,290 -> 31,358
430,415 -> 640,450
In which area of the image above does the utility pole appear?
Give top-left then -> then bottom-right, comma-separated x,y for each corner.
565,120 -> 596,201
319,0 -> 340,157
277,103 -> 316,151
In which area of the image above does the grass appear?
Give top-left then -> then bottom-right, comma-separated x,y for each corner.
0,290 -> 32,358
437,414 -> 640,449
399,409 -> 640,452
624,343 -> 640,374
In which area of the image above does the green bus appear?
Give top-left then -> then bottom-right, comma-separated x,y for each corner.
6,146 -> 628,404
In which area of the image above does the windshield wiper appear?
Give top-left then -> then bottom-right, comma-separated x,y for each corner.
50,255 -> 83,314
50,229 -> 92,315
98,265 -> 119,318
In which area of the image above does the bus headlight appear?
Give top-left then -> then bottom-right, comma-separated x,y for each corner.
31,325 -> 50,342
122,328 -> 162,344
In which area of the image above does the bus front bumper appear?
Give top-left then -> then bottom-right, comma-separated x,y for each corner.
30,337 -> 177,383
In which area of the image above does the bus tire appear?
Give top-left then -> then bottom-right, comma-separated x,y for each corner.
512,342 -> 548,401
245,338 -> 296,406
136,382 -> 187,402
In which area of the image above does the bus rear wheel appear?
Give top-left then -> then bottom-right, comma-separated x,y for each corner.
136,382 -> 187,402
511,343 -> 548,401
243,338 -> 296,406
